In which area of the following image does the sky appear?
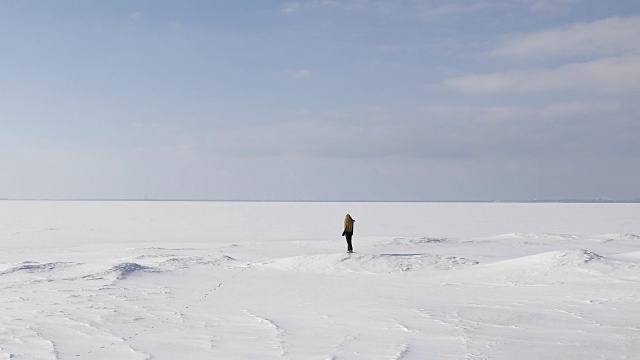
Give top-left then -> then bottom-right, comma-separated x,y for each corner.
1,0 -> 639,201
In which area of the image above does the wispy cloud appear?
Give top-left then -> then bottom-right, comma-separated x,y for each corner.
446,15 -> 640,94
525,0 -> 581,13
419,1 -> 504,19
281,2 -> 300,15
281,69 -> 312,80
493,15 -> 640,59
129,12 -> 144,19
376,44 -> 401,53
418,101 -> 622,122
289,108 -> 312,116
445,56 -> 640,93
280,0 -> 400,16
196,98 -> 628,161
280,0 -> 577,22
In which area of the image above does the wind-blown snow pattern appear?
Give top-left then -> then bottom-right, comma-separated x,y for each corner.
260,253 -> 477,274
0,201 -> 639,359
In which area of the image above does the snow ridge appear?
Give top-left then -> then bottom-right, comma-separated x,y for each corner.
0,261 -> 78,276
261,253 -> 478,274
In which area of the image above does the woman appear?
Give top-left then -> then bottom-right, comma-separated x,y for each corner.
342,214 -> 355,253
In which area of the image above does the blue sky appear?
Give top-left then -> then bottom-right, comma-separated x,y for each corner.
1,0 -> 639,200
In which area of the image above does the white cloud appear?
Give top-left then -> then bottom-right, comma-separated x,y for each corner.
281,2 -> 300,15
524,0 -> 580,13
281,69 -> 312,80
191,98 -> 628,163
280,0 -> 578,22
280,0 -> 416,17
419,2 -> 504,19
445,56 -> 640,93
309,0 -> 381,11
376,44 -> 401,53
416,0 -> 577,20
493,15 -> 640,59
419,101 -> 622,122
129,12 -> 144,19
289,108 -> 313,117
169,21 -> 187,31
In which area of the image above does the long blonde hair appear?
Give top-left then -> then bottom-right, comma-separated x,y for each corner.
344,214 -> 355,232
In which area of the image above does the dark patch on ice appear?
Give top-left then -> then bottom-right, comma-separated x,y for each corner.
202,255 -> 238,265
383,253 -> 426,257
144,247 -> 197,251
0,262 -> 78,275
159,257 -> 196,269
83,262 -> 157,281
578,250 -> 604,262
420,237 -> 448,243
110,263 -> 151,279
590,233 -> 640,243
159,255 -> 241,270
135,254 -> 173,259
607,234 -> 640,241
383,237 -> 450,247
510,233 -> 579,240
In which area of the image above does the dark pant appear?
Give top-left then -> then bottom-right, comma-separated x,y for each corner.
344,232 -> 353,252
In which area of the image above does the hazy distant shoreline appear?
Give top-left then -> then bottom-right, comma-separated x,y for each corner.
1,198 -> 638,203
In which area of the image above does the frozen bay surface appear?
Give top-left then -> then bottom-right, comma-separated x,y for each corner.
0,201 -> 639,359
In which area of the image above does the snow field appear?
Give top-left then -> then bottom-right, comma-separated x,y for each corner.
0,201 -> 639,359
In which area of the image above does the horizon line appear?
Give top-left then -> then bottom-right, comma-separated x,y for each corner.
1,198 -> 639,204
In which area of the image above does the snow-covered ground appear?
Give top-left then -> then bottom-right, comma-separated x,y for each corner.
1,201 -> 638,359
